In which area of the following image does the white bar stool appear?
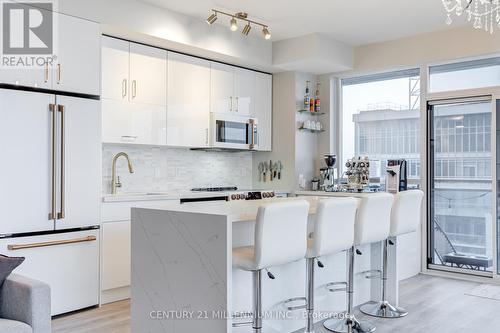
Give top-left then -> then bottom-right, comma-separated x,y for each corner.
232,200 -> 310,333
360,190 -> 424,318
304,197 -> 358,333
323,193 -> 393,333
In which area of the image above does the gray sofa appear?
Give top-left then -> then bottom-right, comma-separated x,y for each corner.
0,274 -> 51,333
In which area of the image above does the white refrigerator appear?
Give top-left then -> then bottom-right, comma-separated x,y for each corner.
0,88 -> 101,315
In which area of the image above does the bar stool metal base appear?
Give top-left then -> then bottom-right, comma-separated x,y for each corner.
323,314 -> 376,333
359,301 -> 408,318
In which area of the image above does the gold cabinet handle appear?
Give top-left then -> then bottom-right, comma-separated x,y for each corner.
44,63 -> 49,83
205,128 -> 209,145
8,236 -> 97,251
58,104 -> 66,220
57,64 -> 61,84
49,104 -> 57,220
230,96 -> 233,112
235,96 -> 239,112
132,80 -> 137,99
122,79 -> 127,98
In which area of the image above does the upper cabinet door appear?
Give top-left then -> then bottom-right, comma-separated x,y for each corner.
102,37 -> 129,101
167,53 -> 210,147
254,73 -> 272,151
55,14 -> 100,96
234,68 -> 255,115
210,62 -> 234,114
129,43 -> 167,106
0,3 -> 51,89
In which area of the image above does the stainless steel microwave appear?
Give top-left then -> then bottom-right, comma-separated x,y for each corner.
210,113 -> 258,150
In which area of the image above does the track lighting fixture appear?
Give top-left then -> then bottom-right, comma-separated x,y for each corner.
206,12 -> 217,25
230,17 -> 238,31
242,22 -> 251,36
262,26 -> 271,40
206,9 -> 271,40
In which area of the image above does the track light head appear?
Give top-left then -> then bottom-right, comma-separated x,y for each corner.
262,26 -> 271,40
242,23 -> 251,36
230,17 -> 238,31
206,12 -> 217,25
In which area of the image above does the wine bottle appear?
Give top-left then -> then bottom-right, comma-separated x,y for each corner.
315,83 -> 321,112
303,81 -> 310,110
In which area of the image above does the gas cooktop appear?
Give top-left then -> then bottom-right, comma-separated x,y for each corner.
191,187 -> 238,192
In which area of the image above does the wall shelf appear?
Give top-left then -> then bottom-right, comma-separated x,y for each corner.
297,109 -> 325,116
298,127 -> 325,133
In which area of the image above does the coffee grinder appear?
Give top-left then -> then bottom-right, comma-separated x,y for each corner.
320,154 -> 337,191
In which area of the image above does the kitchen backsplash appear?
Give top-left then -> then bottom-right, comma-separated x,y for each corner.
102,144 -> 253,194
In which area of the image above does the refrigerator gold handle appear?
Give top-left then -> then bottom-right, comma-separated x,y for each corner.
48,104 -> 57,220
7,236 -> 97,251
57,104 -> 65,220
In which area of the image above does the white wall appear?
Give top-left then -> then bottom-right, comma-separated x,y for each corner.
59,0 -> 273,71
343,26 -> 500,75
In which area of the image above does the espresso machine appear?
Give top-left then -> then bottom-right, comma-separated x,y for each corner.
320,154 -> 337,191
344,156 -> 370,191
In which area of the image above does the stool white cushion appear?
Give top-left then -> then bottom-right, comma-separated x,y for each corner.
306,197 -> 358,259
354,193 -> 394,246
389,190 -> 424,237
233,200 -> 310,271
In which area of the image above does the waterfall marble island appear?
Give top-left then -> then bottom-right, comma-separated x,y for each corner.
130,196 -> 401,333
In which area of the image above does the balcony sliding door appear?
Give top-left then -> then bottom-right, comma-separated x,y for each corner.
428,97 -> 493,275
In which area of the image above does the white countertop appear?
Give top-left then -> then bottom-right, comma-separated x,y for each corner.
295,190 -> 391,198
132,196 -> 323,222
102,189 -> 292,203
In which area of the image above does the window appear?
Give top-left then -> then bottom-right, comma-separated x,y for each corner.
429,57 -> 500,92
341,69 -> 420,182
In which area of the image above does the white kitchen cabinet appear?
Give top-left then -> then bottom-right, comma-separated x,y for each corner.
129,43 -> 167,106
234,67 -> 255,115
102,37 -> 167,146
102,37 -> 130,101
55,13 -> 100,96
0,229 -> 100,316
0,5 -> 99,95
254,73 -> 272,151
102,221 -> 131,291
56,96 -> 101,230
102,99 -> 166,145
210,62 -> 234,114
210,62 -> 255,115
167,52 -> 210,147
102,37 -> 167,105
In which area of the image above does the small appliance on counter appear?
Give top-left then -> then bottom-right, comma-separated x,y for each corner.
320,154 -> 337,191
386,159 -> 408,193
344,156 -> 370,192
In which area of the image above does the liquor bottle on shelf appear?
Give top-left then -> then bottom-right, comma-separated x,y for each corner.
310,97 -> 314,112
303,81 -> 310,110
315,83 -> 321,112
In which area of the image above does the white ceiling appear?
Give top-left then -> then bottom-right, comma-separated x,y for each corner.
140,0 -> 464,46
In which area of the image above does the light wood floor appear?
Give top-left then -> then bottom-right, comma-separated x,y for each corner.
52,274 -> 500,333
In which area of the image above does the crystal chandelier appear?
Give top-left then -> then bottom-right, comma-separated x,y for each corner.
442,0 -> 500,33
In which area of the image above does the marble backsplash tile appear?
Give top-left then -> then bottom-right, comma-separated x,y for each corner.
102,144 -> 253,194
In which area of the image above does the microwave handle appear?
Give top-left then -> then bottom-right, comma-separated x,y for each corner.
249,119 -> 257,150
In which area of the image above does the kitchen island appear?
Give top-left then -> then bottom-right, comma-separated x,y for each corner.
130,196 -> 399,333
